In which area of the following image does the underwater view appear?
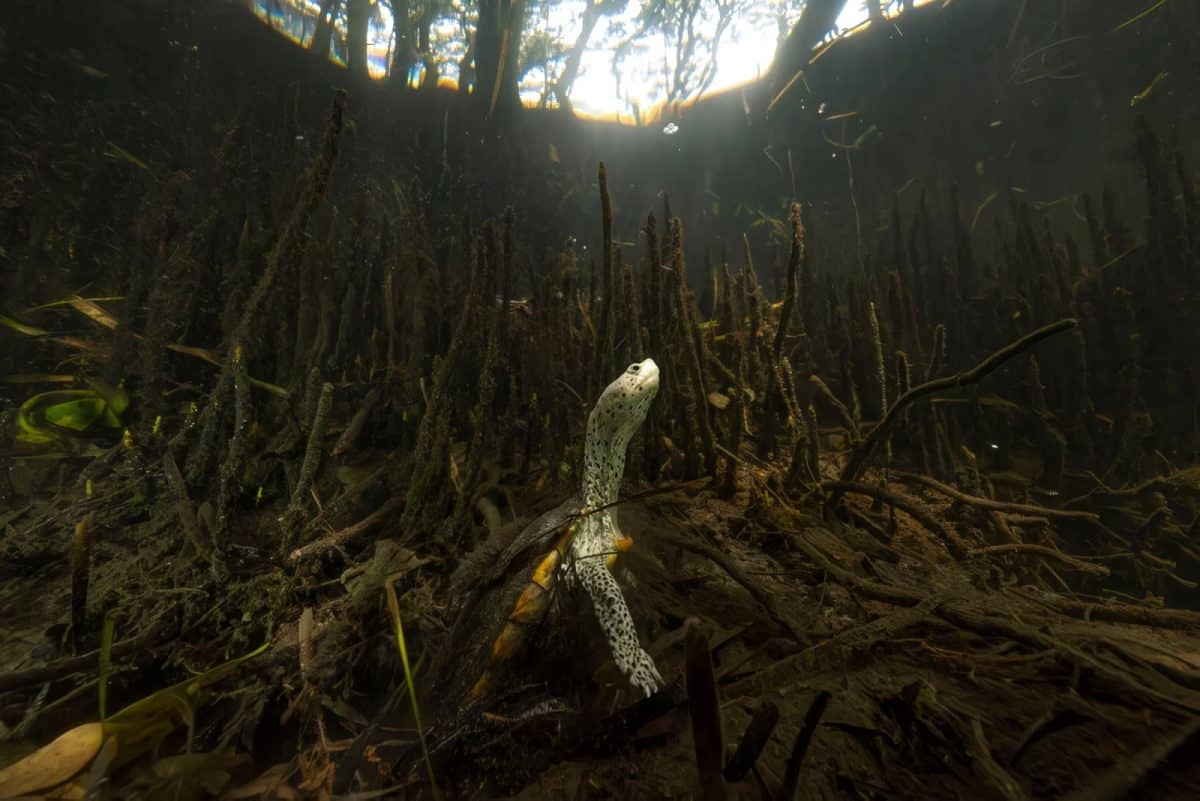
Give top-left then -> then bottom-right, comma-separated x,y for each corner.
1,0 -> 1199,797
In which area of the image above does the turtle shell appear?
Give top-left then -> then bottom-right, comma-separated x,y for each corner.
435,496 -> 582,703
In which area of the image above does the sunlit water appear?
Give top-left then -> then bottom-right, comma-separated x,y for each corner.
250,0 -> 934,120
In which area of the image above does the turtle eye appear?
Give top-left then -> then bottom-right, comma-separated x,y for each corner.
628,363 -> 640,374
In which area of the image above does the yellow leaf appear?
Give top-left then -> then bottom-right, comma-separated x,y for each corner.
0,374 -> 76,384
166,344 -> 287,397
26,295 -> 124,313
0,722 -> 104,799
707,391 -> 731,410
103,143 -> 151,173
0,313 -> 49,337
1114,0 -> 1167,32
101,642 -> 269,767
66,296 -> 121,330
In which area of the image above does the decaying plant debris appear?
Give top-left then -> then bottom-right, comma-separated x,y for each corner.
3,18 -> 1200,801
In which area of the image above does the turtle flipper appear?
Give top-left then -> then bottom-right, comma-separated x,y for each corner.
575,558 -> 661,697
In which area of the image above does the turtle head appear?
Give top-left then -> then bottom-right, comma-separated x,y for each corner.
588,358 -> 660,448
611,358 -> 659,399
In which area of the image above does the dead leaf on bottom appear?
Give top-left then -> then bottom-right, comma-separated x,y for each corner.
0,722 -> 104,799
226,762 -> 302,800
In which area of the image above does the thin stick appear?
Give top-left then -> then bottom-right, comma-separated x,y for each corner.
656,529 -> 809,644
332,387 -> 380,457
834,319 -> 1077,493
968,544 -> 1110,577
822,479 -> 970,558
894,471 -> 1099,521
1060,717 -> 1200,801
289,495 -> 407,562
779,690 -> 831,800
0,614 -> 173,695
788,533 -> 1200,712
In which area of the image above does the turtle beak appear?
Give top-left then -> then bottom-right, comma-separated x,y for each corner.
636,358 -> 660,392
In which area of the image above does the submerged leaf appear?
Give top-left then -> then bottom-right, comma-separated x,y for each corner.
103,143 -> 151,173
0,722 -> 105,798
101,642 -> 269,767
90,380 -> 130,420
65,296 -> 121,330
44,397 -> 107,432
386,580 -> 441,800
166,343 -> 288,396
0,313 -> 50,337
27,295 -> 125,313
0,373 -> 76,384
1114,0 -> 1167,32
151,751 -> 247,795
336,463 -> 382,486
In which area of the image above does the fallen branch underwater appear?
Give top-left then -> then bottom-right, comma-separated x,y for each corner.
893,471 -> 1100,522
967,543 -> 1110,577
655,527 -> 811,644
289,494 -> 407,562
833,318 -> 1079,495
821,478 -> 970,558
786,532 -> 1200,714
0,613 -> 174,695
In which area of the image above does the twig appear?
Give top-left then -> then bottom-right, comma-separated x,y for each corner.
725,598 -> 940,699
1059,717 -> 1200,801
0,614 -> 173,694
705,350 -> 739,386
332,386 -> 380,457
787,533 -> 1200,713
655,529 -> 809,644
162,452 -> 208,556
212,344 -> 252,579
894,471 -> 1100,522
834,319 -> 1078,493
966,718 -> 1027,801
1048,596 -> 1200,630
598,163 -> 615,385
308,461 -> 390,533
779,690 -> 830,801
232,90 -> 346,352
968,544 -> 1110,577
822,479 -> 970,558
289,495 -> 406,562
772,204 -> 804,358
810,374 -> 860,440
69,514 -> 95,653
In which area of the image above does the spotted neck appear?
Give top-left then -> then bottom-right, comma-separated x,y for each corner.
576,359 -> 659,529
581,415 -> 630,512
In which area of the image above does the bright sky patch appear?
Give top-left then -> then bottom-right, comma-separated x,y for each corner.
250,0 -> 932,121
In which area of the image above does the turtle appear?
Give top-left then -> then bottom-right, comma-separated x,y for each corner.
456,358 -> 664,703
